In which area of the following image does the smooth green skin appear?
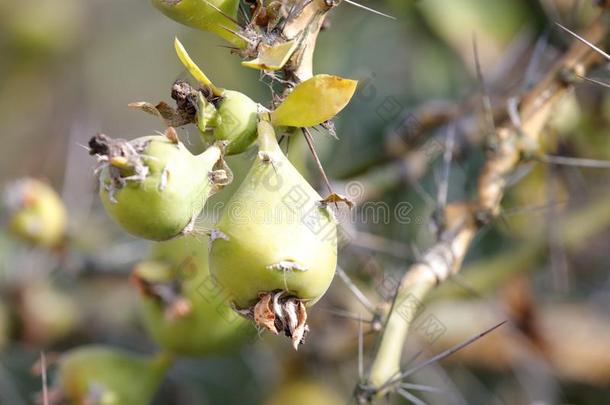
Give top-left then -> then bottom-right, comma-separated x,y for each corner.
57,345 -> 170,405
8,179 -> 67,248
209,127 -> 337,308
151,0 -> 244,47
265,379 -> 344,405
21,281 -> 80,345
99,136 -> 219,241
138,236 -> 252,356
213,90 -> 259,155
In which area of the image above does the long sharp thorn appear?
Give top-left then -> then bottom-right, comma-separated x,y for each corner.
472,34 -> 496,135
556,22 -> 610,61
539,154 -> 610,169
448,273 -> 483,299
319,307 -> 374,323
198,0 -> 242,26
382,320 -> 508,390
522,30 -> 550,90
397,388 -> 428,405
220,25 -> 251,42
358,315 -> 364,381
579,75 -> 610,89
239,3 -> 249,23
437,125 -> 455,211
302,127 -> 334,196
40,351 -> 49,405
336,266 -> 376,314
343,0 -> 396,20
400,383 -> 446,395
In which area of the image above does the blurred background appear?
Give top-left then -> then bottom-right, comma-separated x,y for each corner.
0,0 -> 609,404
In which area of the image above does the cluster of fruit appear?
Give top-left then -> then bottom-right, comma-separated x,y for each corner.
2,2 -> 355,403
90,34 -> 356,344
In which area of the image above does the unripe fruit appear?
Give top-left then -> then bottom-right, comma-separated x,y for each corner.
209,120 -> 337,348
133,235 -> 252,356
90,133 -> 228,241
18,281 -> 80,346
152,0 -> 244,47
265,379 -> 344,405
55,345 -> 171,405
211,90 -> 259,155
3,178 -> 67,248
173,39 -> 259,155
3,0 -> 85,57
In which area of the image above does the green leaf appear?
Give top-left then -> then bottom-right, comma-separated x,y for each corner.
174,37 -> 223,96
241,40 -> 298,71
271,75 -> 358,127
196,92 -> 219,134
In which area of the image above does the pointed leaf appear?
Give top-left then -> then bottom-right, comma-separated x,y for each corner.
196,92 -> 219,133
174,37 -> 223,96
241,40 -> 298,71
271,75 -> 358,127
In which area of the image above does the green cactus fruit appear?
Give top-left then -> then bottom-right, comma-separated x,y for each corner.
19,281 -> 80,346
4,178 -> 67,248
209,119 -> 337,349
152,0 -> 245,47
55,345 -> 171,405
173,38 -> 259,155
210,90 -> 259,155
133,235 -> 252,356
265,379 -> 344,405
89,132 -> 228,241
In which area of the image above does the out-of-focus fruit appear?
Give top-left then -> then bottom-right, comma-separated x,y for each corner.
19,281 -> 80,346
133,235 -> 252,356
4,178 -> 67,248
265,379 -> 344,405
55,345 -> 171,405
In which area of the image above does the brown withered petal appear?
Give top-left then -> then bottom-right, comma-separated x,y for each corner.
164,127 -> 180,144
254,293 -> 278,334
291,300 -> 308,350
128,101 -> 194,128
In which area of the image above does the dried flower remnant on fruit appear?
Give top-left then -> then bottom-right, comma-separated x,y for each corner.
209,119 -> 337,349
242,291 -> 309,350
89,132 -> 227,241
89,133 -> 150,202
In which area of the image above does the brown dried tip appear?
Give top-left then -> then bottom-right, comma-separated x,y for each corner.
249,291 -> 309,350
165,127 -> 180,143
319,192 -> 354,208
254,293 -> 278,334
